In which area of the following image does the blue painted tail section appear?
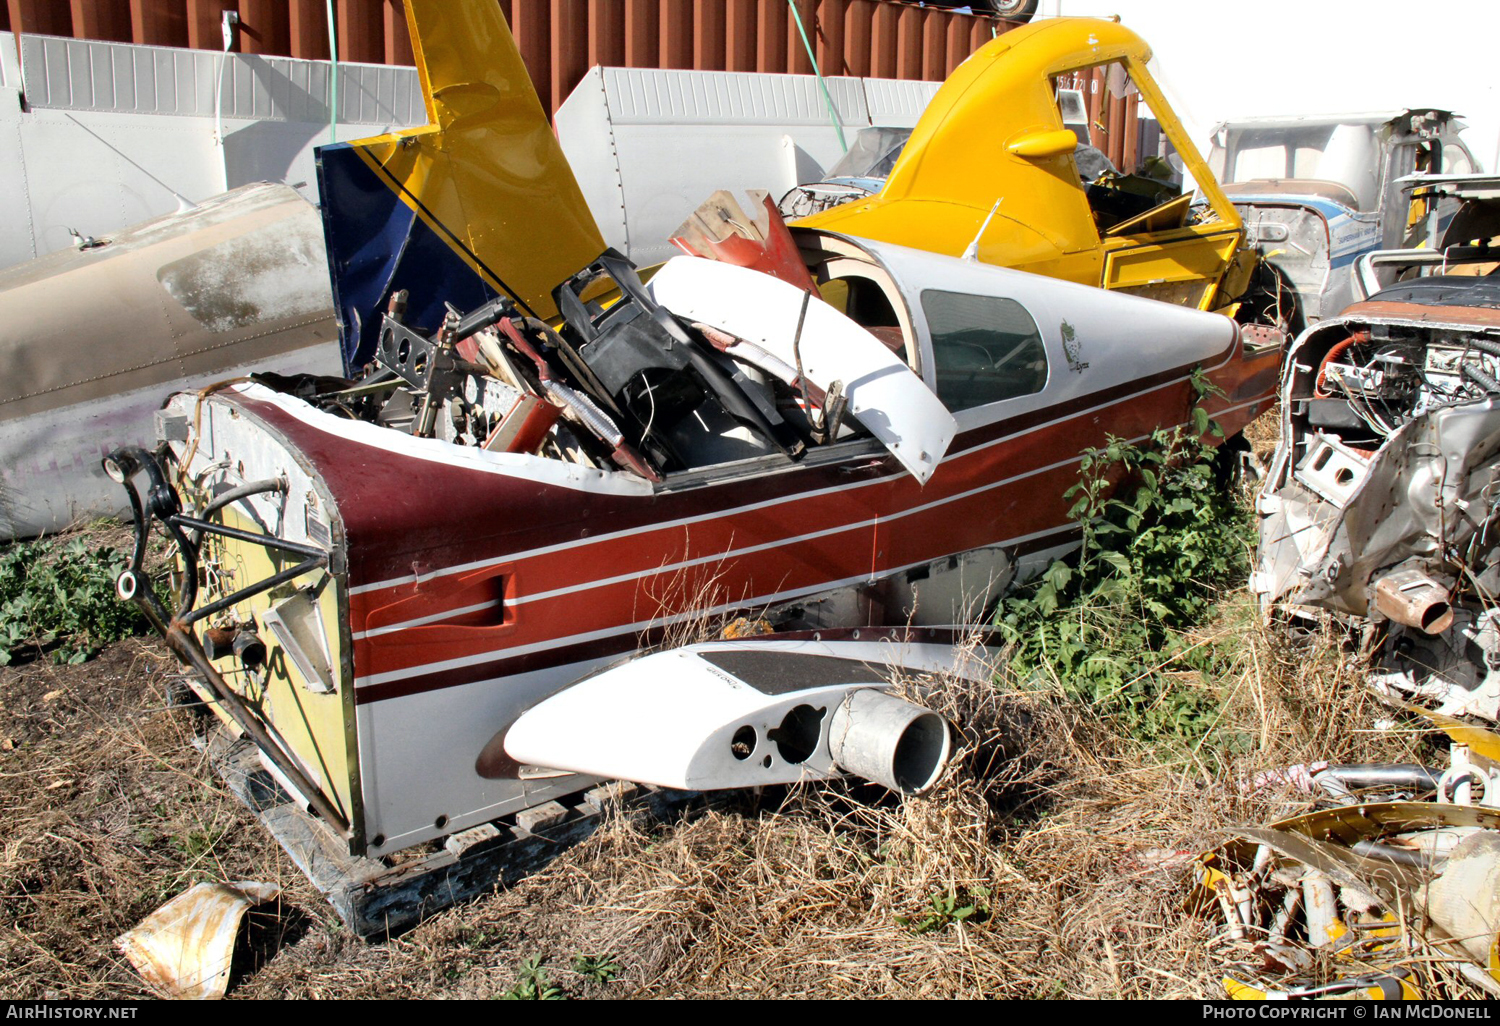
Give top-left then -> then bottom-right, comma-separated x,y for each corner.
315,142 -> 497,374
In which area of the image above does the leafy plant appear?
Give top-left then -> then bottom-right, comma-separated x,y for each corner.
500,956 -> 565,1000
994,372 -> 1251,745
570,953 -> 620,984
0,537 -> 149,665
897,885 -> 992,934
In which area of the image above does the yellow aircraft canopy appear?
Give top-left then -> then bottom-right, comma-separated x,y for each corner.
797,18 -> 1241,298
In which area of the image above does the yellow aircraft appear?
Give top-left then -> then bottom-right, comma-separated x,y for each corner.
793,18 -> 1255,315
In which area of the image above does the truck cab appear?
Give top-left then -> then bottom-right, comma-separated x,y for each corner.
1210,109 -> 1480,330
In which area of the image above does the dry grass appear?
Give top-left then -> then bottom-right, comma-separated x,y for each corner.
0,541 -> 1479,999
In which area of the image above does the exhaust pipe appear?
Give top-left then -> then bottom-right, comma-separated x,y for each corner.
829,689 -> 952,795
1373,569 -> 1454,635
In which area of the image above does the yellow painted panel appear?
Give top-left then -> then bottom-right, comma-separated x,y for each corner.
1102,231 -> 1242,308
344,0 -> 605,319
194,508 -> 355,824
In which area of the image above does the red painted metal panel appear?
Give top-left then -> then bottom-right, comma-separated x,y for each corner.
755,0 -> 784,73
623,0 -> 656,68
725,0 -> 754,72
659,0 -> 691,69
550,0 -> 586,113
869,0 -> 896,78
22,0 -> 1019,118
587,0 -> 623,67
1106,92 -> 1124,168
894,3 -> 921,80
944,10 -> 968,76
186,0 -> 236,51
921,9 -> 946,81
786,0 -> 815,75
510,0 -> 550,103
129,0 -> 188,48
968,14 -> 990,57
71,0 -> 132,42
9,0 -> 71,37
238,0 -> 288,55
287,0 -> 327,59
1086,66 -> 1103,149
691,0 -> 723,71
335,0 -> 382,64
383,0 -> 412,65
814,0 -> 843,76
841,0 -> 872,77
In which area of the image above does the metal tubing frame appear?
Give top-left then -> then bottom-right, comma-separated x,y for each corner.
105,445 -> 350,838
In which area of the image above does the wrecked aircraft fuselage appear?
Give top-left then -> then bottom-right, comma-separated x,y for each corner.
103,0 -> 1279,864
1254,276 -> 1500,721
111,226 -> 1276,858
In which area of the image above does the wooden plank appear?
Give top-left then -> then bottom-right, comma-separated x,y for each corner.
71,0 -> 132,42
841,0 -> 872,78
785,0 -> 814,75
8,0 -> 72,37
622,0 -> 656,68
921,9 -> 946,81
335,0 -> 382,64
383,0 -> 411,65
237,0 -> 287,55
129,0 -> 187,47
659,0 -> 691,69
869,0 -> 896,79
724,0 -> 754,72
587,0 -> 622,67
691,0 -> 723,71
510,0 -> 549,103
549,0 -> 586,114
894,3 -> 921,80
754,0 -> 784,74
1123,92 -> 1140,172
814,0 -> 843,76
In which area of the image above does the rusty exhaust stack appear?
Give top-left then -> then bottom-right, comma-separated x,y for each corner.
1373,569 -> 1454,635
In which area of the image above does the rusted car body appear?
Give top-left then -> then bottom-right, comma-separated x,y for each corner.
1254,268 -> 1500,721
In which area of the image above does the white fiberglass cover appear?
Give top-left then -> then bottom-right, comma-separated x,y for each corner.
504,639 -> 966,791
650,256 -> 957,484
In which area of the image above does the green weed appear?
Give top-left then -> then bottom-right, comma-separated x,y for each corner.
570,953 -> 620,984
500,956 -> 565,1000
995,371 -> 1251,747
0,537 -> 148,665
897,885 -> 992,934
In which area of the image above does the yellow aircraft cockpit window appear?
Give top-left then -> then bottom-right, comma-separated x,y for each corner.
1051,63 -> 1190,238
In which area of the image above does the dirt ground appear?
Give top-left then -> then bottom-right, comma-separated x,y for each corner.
0,591 -> 1477,1000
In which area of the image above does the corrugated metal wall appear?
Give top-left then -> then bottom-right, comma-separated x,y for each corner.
1057,65 -> 1154,174
3,0 -> 1015,115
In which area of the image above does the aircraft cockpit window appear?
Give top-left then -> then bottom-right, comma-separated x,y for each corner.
922,291 -> 1047,411
1053,65 -> 1191,237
